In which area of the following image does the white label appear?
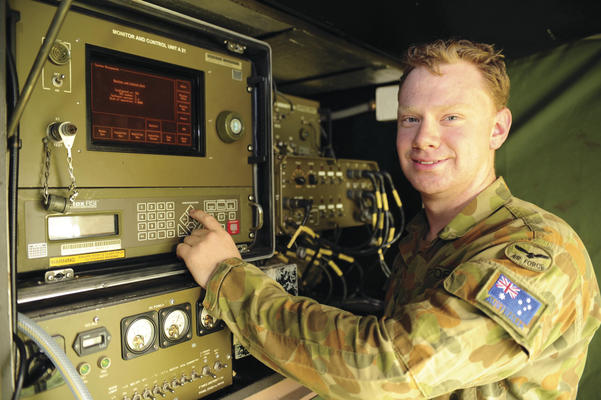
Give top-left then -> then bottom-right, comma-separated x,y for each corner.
28,243 -> 48,259
61,239 -> 121,256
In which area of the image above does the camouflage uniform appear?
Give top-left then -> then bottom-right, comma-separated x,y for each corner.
203,177 -> 601,399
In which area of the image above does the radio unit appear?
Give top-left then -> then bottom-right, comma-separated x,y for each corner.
12,0 -> 274,277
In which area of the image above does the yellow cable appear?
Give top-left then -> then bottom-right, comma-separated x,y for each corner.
276,253 -> 289,263
327,260 -> 343,277
287,225 -> 318,248
337,253 -> 355,263
375,191 -> 382,209
392,189 -> 402,208
318,248 -> 333,256
387,227 -> 396,244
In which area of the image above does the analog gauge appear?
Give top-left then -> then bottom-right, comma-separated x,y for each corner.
163,309 -> 189,341
125,317 -> 155,353
199,307 -> 216,330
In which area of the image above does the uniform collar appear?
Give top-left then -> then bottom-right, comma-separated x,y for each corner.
438,177 -> 512,240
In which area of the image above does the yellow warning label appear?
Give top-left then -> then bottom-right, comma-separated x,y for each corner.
49,250 -> 126,267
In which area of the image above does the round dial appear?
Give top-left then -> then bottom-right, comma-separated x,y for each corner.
163,309 -> 189,340
125,317 -> 155,352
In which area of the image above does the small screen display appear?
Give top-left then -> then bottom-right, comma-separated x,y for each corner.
87,46 -> 203,155
48,214 -> 118,240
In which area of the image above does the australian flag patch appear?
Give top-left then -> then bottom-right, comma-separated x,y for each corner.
477,271 -> 545,334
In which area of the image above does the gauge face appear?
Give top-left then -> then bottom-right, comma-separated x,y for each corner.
125,317 -> 155,352
199,307 -> 215,329
163,309 -> 189,340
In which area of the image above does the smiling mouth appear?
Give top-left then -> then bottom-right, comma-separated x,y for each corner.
414,159 -> 444,165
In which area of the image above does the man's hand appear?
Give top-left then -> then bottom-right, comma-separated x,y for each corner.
176,209 -> 241,288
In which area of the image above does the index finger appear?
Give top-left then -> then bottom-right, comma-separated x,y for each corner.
189,209 -> 222,231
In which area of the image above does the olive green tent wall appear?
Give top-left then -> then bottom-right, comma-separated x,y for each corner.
498,35 -> 601,398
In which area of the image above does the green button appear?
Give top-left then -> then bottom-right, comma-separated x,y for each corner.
98,356 -> 111,369
78,362 -> 91,376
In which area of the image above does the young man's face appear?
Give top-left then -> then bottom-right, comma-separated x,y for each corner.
396,61 -> 507,202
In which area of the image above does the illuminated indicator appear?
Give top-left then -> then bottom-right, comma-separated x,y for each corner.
230,118 -> 242,134
48,214 -> 118,240
98,357 -> 111,369
77,363 -> 91,376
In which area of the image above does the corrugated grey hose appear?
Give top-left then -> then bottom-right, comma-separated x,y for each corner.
17,313 -> 93,400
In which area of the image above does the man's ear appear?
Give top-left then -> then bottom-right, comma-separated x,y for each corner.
490,107 -> 512,150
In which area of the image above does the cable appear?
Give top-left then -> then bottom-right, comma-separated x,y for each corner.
12,334 -> 27,400
17,313 -> 93,400
6,26 -> 20,336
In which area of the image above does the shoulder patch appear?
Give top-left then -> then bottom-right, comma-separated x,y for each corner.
505,241 -> 552,272
476,270 -> 547,336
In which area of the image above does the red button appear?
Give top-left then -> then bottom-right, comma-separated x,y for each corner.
227,220 -> 240,235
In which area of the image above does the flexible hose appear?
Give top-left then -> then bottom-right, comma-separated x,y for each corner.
17,313 -> 93,400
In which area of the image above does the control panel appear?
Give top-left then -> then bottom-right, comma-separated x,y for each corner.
19,286 -> 232,400
18,187 -> 252,273
273,93 -> 321,157
11,0 -> 273,274
275,156 -> 379,233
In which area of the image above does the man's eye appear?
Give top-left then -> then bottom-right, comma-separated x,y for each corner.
402,116 -> 419,123
444,115 -> 459,121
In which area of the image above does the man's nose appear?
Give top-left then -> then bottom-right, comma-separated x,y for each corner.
412,117 -> 441,149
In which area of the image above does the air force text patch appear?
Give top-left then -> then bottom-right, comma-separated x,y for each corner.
476,270 -> 546,336
505,241 -> 552,272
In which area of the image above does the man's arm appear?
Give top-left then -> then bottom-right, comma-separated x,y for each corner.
177,211 -> 529,399
176,209 -> 241,287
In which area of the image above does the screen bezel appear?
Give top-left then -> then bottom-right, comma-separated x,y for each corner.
86,44 -> 205,157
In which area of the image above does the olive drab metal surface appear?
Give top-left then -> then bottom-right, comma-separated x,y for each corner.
13,0 -> 273,273
10,0 -> 274,398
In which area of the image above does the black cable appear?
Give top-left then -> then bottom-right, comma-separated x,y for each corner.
6,26 -> 20,336
338,272 -> 348,301
12,334 -> 27,400
319,109 -> 335,158
300,199 -> 313,226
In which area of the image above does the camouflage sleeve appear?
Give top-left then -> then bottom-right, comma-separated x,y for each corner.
203,258 -> 531,399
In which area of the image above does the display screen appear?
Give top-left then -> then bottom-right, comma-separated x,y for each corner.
87,46 -> 204,155
48,214 -> 118,240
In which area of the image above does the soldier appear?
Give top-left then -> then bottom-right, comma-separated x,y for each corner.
177,39 -> 601,399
